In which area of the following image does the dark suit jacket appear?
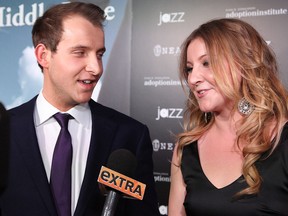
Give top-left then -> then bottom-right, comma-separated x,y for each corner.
0,96 -> 160,216
0,103 -> 9,194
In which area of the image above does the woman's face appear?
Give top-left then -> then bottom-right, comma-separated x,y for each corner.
186,38 -> 231,114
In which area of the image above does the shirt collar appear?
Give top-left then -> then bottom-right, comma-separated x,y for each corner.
35,91 -> 91,128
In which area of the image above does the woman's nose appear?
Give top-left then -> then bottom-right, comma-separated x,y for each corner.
187,66 -> 202,87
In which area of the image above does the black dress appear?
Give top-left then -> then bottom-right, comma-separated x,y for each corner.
181,123 -> 288,216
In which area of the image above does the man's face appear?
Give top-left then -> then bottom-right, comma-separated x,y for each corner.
42,15 -> 105,111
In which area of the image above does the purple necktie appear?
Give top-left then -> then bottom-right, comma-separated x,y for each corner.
50,113 -> 73,216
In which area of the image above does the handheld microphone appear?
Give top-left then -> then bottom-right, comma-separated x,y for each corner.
0,102 -> 9,193
98,149 -> 146,216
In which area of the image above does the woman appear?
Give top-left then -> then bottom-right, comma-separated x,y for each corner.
168,18 -> 288,215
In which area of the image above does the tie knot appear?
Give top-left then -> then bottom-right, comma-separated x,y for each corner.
53,112 -> 72,129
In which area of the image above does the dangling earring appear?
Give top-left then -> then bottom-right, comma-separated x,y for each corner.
238,97 -> 254,115
205,112 -> 211,123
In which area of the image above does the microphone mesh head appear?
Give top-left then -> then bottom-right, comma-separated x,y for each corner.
107,149 -> 137,178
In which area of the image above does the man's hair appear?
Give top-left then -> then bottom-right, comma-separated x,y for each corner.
32,2 -> 105,52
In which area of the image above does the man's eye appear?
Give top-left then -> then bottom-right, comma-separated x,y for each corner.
185,67 -> 193,73
97,52 -> 104,59
73,50 -> 85,56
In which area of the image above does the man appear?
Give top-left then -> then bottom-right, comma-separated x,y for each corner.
0,103 -> 9,194
0,2 -> 159,216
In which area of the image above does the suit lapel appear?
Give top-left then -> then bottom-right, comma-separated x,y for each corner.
74,100 -> 118,215
14,97 -> 57,215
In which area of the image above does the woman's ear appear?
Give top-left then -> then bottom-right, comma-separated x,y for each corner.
34,43 -> 51,69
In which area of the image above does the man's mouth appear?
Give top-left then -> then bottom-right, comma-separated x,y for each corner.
81,80 -> 94,84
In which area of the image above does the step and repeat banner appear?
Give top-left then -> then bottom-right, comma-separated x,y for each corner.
1,0 -> 288,215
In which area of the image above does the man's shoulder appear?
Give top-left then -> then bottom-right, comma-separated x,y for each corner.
89,100 -> 146,128
8,96 -> 37,116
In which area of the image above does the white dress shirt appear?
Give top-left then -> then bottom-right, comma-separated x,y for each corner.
34,92 -> 92,214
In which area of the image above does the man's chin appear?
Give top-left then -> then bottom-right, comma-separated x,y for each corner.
76,96 -> 92,104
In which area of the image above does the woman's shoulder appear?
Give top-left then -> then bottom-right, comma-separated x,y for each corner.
277,121 -> 288,147
182,140 -> 198,154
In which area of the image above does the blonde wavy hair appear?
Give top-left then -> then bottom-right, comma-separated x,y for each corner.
177,18 -> 288,197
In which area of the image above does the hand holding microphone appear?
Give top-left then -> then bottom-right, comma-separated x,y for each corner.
98,149 -> 146,216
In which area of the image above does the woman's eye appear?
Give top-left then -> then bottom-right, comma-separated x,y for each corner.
203,61 -> 209,67
186,66 -> 193,73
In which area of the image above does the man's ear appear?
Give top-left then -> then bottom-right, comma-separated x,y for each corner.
34,43 -> 51,69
